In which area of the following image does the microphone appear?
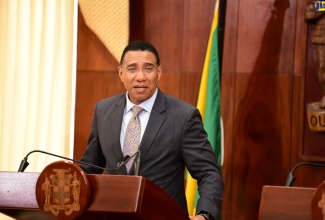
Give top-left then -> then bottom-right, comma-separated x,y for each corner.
113,151 -> 139,173
285,162 -> 325,186
134,150 -> 141,176
18,149 -> 139,173
117,155 -> 130,168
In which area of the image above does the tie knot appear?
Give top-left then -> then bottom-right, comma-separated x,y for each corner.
131,106 -> 143,117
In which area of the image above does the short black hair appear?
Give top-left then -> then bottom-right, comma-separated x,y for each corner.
120,40 -> 160,66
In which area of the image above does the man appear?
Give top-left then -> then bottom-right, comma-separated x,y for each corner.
80,40 -> 223,220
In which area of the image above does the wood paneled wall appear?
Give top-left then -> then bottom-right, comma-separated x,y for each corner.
222,0 -> 325,219
74,0 -> 325,219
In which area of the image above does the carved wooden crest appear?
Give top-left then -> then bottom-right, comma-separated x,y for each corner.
35,161 -> 89,219
312,181 -> 325,220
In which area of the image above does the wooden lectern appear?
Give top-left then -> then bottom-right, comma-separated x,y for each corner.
0,171 -> 189,220
258,185 -> 317,220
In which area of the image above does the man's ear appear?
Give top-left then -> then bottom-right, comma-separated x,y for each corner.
157,65 -> 162,80
118,66 -> 124,82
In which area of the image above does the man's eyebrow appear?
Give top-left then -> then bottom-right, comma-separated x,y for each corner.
140,63 -> 155,67
126,63 -> 155,67
126,63 -> 137,68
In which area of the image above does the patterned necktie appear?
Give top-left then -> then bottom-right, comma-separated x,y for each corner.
123,106 -> 143,173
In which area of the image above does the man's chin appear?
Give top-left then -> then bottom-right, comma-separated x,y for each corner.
130,94 -> 149,104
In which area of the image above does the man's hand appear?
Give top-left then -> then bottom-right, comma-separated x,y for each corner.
189,215 -> 206,220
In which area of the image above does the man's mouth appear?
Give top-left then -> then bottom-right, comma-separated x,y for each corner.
134,86 -> 147,92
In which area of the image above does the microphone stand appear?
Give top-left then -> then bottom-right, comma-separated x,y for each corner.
18,149 -> 139,173
134,150 -> 141,176
285,162 -> 325,186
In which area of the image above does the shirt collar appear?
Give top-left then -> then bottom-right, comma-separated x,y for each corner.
125,88 -> 158,113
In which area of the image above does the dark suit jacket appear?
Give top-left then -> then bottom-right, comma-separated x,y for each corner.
80,89 -> 223,219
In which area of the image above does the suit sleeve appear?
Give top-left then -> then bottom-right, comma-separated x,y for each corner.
79,102 -> 106,174
181,108 -> 224,220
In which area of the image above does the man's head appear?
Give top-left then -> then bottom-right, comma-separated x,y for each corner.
118,41 -> 162,104
120,40 -> 160,66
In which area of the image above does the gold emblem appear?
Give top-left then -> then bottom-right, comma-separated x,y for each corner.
41,168 -> 80,216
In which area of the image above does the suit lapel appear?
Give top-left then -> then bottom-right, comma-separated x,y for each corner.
109,95 -> 127,174
138,89 -> 166,159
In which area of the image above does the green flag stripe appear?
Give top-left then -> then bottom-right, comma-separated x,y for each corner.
204,23 -> 221,165
194,23 -> 221,208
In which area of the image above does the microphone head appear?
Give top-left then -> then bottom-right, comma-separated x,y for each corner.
18,158 -> 29,172
116,155 -> 130,167
123,155 -> 130,161
285,173 -> 296,186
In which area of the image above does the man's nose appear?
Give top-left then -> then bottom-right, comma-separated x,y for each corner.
135,69 -> 146,79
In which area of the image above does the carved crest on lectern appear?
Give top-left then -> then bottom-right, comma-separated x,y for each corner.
41,168 -> 81,216
312,181 -> 325,220
36,161 -> 89,219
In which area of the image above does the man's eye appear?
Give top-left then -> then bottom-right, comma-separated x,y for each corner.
127,67 -> 137,72
144,67 -> 153,72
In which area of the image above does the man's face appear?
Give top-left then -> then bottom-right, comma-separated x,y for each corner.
118,50 -> 161,104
